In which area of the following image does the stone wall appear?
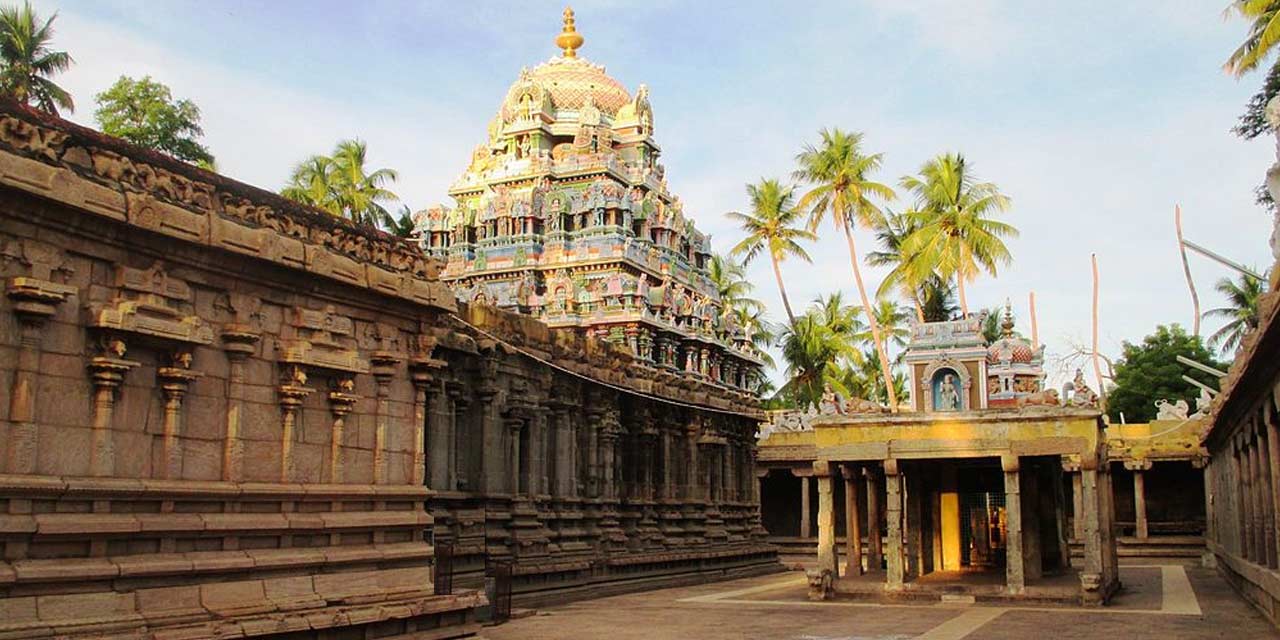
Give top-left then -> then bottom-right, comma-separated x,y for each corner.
1203,267 -> 1280,626
0,100 -> 776,637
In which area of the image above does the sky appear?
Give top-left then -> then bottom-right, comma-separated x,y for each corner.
35,0 -> 1277,389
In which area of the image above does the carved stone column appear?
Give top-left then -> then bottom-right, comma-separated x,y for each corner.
800,474 -> 812,539
1003,455 -> 1025,595
157,351 -> 199,480
865,466 -> 883,572
843,464 -> 863,576
885,460 -> 904,590
88,338 -> 138,477
278,366 -> 313,483
408,365 -> 435,487
370,352 -> 400,484
328,378 -> 357,483
221,328 -> 259,481
815,460 -> 838,576
507,416 -> 524,495
5,275 -> 75,473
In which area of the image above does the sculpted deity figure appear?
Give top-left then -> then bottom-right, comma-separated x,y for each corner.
938,374 -> 961,411
1155,398 -> 1190,421
819,385 -> 844,415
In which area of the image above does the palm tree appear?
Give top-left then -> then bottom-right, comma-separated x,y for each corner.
1204,267 -> 1270,353
794,128 -> 900,409
708,253 -> 765,316
919,274 -> 959,322
727,179 -> 816,327
331,139 -> 399,228
1225,1 -> 1280,77
282,139 -> 400,229
863,299 -> 911,352
388,205 -> 417,239
282,155 -> 339,213
0,2 -> 73,115
899,153 -> 1017,317
868,209 -> 927,322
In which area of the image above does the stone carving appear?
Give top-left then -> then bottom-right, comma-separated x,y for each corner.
1191,388 -> 1213,419
1015,388 -> 1060,408
86,261 -> 214,344
1065,369 -> 1099,407
279,304 -> 370,373
0,114 -> 67,161
805,568 -> 834,601
1155,398 -> 1190,421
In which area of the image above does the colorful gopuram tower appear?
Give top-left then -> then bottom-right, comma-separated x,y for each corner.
414,8 -> 764,391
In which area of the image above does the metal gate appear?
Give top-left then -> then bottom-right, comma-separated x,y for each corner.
433,541 -> 454,596
486,558 -> 513,623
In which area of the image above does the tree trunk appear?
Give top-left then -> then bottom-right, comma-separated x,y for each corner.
842,223 -> 899,410
771,253 -> 797,327
956,274 -> 969,317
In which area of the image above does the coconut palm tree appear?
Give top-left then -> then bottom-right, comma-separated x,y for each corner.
709,253 -> 764,316
1225,1 -> 1280,77
0,2 -> 73,115
388,205 -> 417,239
1204,267 -> 1270,353
899,152 -> 1017,317
282,139 -> 400,229
727,179 -> 816,327
794,128 -> 900,408
282,155 -> 339,213
862,298 -> 911,353
868,209 -> 927,322
331,139 -> 399,228
919,274 -> 959,322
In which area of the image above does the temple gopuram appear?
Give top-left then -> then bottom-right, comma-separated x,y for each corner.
413,9 -> 764,392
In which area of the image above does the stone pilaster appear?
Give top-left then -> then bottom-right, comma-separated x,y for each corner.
88,337 -> 138,477
220,328 -> 259,482
884,460 -> 904,590
278,365 -> 313,483
327,377 -> 358,483
370,352 -> 400,484
157,351 -> 198,480
1003,455 -> 1025,594
5,275 -> 75,473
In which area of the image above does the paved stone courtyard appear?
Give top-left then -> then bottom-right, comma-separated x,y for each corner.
482,560 -> 1276,639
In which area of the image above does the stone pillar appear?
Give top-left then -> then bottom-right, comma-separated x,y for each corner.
865,467 -> 883,572
1079,460 -> 1104,597
1126,459 -> 1151,540
1267,410 -> 1280,567
844,464 -> 862,576
800,474 -> 812,538
661,428 -> 675,500
1252,431 -> 1269,565
478,369 -> 505,493
1069,463 -> 1084,541
815,461 -> 838,576
157,352 -> 198,480
371,353 -> 399,484
685,426 -> 699,501
221,329 -> 259,482
88,338 -> 137,477
506,417 -> 524,495
1260,429 -> 1277,569
1244,435 -> 1258,562
905,469 -> 924,579
1003,455 -> 1025,595
884,460 -> 904,590
5,277 -> 74,473
408,364 -> 436,487
554,408 -> 575,496
278,366 -> 312,483
327,377 -> 358,484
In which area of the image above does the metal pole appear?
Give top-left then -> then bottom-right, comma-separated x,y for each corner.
1182,238 -> 1267,281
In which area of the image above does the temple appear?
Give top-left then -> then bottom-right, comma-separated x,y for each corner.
759,310 -> 1127,604
413,8 -> 764,392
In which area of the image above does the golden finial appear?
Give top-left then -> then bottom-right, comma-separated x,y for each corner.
555,6 -> 584,58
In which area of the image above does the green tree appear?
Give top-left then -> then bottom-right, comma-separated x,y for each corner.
708,253 -> 764,316
1225,0 -> 1280,77
860,298 -> 910,353
919,274 -> 959,322
93,76 -> 213,165
867,208 -> 930,322
727,179 -> 815,327
794,128 -> 900,408
281,139 -> 400,228
0,2 -> 72,115
776,297 -> 861,409
899,152 -> 1017,317
1203,267 -> 1270,353
388,205 -> 417,239
1106,325 -> 1224,423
